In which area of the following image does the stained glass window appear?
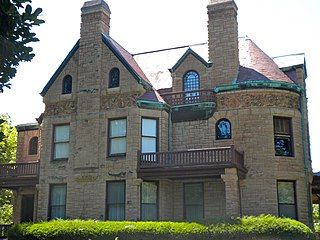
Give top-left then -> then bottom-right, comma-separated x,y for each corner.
183,71 -> 200,100
216,119 -> 231,140
109,68 -> 120,88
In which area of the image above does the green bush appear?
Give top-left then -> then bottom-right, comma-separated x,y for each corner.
8,215 -> 315,240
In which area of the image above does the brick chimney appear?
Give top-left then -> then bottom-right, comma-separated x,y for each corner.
207,0 -> 239,87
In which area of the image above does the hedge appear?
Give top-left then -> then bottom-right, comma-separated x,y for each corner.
8,215 -> 315,240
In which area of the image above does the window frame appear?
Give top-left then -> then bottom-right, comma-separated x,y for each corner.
140,181 -> 158,221
28,136 -> 38,155
53,124 -> 70,161
216,118 -> 232,140
141,117 -> 158,153
105,181 -> 125,221
62,75 -> 72,94
109,67 -> 120,88
274,117 -> 294,157
108,118 -> 127,157
183,182 -> 204,220
48,184 -> 67,220
183,70 -> 200,101
277,180 -> 297,220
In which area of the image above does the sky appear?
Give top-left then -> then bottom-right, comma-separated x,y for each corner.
0,0 -> 319,170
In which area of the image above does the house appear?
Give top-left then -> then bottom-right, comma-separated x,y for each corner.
0,0 -> 313,227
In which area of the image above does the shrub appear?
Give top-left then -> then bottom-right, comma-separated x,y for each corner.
8,215 -> 315,240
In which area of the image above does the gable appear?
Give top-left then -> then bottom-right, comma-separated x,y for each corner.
40,41 -> 80,97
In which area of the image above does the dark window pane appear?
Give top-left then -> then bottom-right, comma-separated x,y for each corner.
50,185 -> 66,220
109,68 -> 120,88
184,183 -> 203,220
29,137 -> 38,155
107,181 -> 125,220
62,75 -> 72,94
274,117 -> 293,156
141,204 -> 157,221
279,204 -> 297,219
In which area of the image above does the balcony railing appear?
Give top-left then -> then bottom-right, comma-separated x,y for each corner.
137,146 -> 246,179
0,161 -> 39,177
160,89 -> 216,106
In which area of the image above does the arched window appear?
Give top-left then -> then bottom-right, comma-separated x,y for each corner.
183,70 -> 200,92
29,137 -> 38,155
62,75 -> 72,94
109,68 -> 120,88
216,119 -> 231,140
183,71 -> 200,100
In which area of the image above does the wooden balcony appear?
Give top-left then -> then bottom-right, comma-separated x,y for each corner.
160,89 -> 216,106
137,146 -> 247,180
0,161 -> 40,189
160,89 -> 216,122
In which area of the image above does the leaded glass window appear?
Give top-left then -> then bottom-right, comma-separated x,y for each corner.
277,181 -> 297,219
106,181 -> 125,220
183,71 -> 200,100
62,75 -> 72,94
141,181 -> 158,220
184,183 -> 204,220
274,117 -> 293,156
216,119 -> 231,140
109,68 -> 120,88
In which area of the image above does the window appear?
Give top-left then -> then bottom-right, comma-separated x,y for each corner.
183,71 -> 200,100
53,125 -> 69,160
184,183 -> 204,220
277,181 -> 297,219
106,181 -> 125,220
141,181 -> 158,220
216,119 -> 231,140
62,75 -> 72,94
274,117 -> 293,156
141,118 -> 157,153
108,119 -> 126,156
29,137 -> 38,155
109,68 -> 120,88
49,184 -> 67,220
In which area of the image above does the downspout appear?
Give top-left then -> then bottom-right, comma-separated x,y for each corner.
168,108 -> 172,153
300,91 -> 313,227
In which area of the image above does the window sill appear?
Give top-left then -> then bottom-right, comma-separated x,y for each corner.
52,158 -> 68,162
106,87 -> 120,94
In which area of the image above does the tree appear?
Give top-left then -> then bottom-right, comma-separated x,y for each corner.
0,0 -> 44,92
0,114 -> 17,224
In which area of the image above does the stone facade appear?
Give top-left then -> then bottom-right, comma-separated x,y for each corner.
7,0 -> 313,229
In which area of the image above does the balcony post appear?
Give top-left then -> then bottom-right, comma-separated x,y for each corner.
221,168 -> 241,217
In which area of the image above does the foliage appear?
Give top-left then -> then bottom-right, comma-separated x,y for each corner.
0,114 -> 17,163
0,114 -> 17,224
8,215 -> 315,240
0,0 -> 44,92
314,204 -> 320,232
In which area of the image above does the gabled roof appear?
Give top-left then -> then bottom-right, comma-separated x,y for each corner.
170,48 -> 211,72
101,33 -> 152,90
40,40 -> 80,97
237,38 -> 294,83
40,35 -> 153,97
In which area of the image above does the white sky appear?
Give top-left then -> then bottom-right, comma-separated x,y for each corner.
0,0 -> 319,170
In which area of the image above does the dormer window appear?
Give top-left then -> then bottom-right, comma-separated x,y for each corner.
62,75 -> 72,94
183,71 -> 199,100
109,68 -> 120,88
183,71 -> 199,92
